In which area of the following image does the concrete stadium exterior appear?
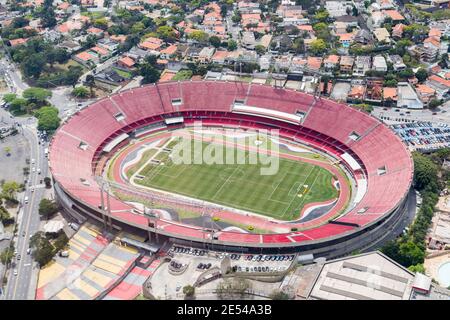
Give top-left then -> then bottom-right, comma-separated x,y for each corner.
49,81 -> 414,258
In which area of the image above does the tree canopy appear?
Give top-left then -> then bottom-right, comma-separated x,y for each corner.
35,106 -> 61,132
38,198 -> 58,219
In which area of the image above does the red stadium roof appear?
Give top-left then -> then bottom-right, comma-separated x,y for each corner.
49,81 -> 413,247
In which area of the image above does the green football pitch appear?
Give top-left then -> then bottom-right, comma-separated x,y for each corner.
133,139 -> 338,221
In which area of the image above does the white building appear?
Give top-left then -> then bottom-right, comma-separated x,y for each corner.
372,55 -> 387,72
325,1 -> 353,18
397,82 -> 424,109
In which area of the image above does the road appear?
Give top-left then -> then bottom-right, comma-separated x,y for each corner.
371,104 -> 450,125
0,54 -> 51,300
3,124 -> 48,300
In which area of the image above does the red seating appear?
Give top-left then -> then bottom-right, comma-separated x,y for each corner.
49,81 -> 413,246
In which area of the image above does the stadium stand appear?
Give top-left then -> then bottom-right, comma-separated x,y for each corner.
49,81 -> 413,250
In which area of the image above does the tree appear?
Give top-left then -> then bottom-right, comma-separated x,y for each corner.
408,264 -> 426,274
38,198 -> 58,219
139,57 -> 160,84
93,18 -> 108,30
8,98 -> 28,115
44,177 -> 52,188
30,232 -> 55,267
85,75 -> 96,97
269,290 -> 290,300
64,65 -> 83,87
413,152 -> 438,192
292,37 -> 305,54
216,278 -> 251,299
227,39 -> 237,51
2,181 -> 20,200
310,39 -> 327,55
231,11 -> 241,24
72,86 -> 90,98
21,53 -> 46,79
53,232 -> 69,251
23,87 -> 52,104
35,106 -> 61,132
314,9 -> 329,22
189,30 -> 209,44
131,22 -> 145,34
254,44 -> 266,55
0,247 -> 14,265
415,68 -> 428,83
429,99 -> 443,109
2,93 -> 17,104
220,4 -> 228,18
209,35 -> 221,48
183,285 -> 195,298
156,26 -> 177,42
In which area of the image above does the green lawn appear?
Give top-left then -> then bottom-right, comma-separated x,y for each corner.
113,68 -> 132,79
134,139 -> 338,221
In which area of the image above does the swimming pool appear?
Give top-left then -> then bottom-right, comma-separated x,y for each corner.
438,261 -> 450,288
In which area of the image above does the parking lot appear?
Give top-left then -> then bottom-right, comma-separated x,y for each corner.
391,121 -> 450,151
169,246 -> 295,274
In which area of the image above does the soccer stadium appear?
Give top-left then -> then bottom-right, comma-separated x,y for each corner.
48,81 -> 414,258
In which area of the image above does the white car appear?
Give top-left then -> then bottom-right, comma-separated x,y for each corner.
37,168 -> 41,174
31,159 -> 35,164
30,187 -> 34,192
32,167 -> 35,172
13,270 -> 18,276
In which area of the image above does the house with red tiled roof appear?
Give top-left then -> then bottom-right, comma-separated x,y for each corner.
324,55 -> 340,71
339,33 -> 355,48
159,44 -> 178,60
429,28 -> 442,39
383,87 -> 397,102
109,34 -> 127,43
9,38 -> 28,47
117,56 -> 136,69
139,41 -> 162,52
307,57 -> 323,71
91,46 -> 109,57
348,85 -> 366,101
427,75 -> 450,97
382,10 -> 405,22
415,84 -> 436,105
74,51 -> 98,66
87,27 -> 104,37
392,24 -> 404,39
211,50 -> 229,64
57,2 -> 70,10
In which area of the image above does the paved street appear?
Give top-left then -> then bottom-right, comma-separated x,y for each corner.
371,104 -> 450,125
3,125 -> 47,300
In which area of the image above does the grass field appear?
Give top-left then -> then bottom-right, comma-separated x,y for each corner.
133,138 -> 338,221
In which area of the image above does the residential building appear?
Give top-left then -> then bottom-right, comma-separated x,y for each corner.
397,82 -> 424,109
324,55 -> 340,71
389,55 -> 407,71
340,55 -> 355,73
372,55 -> 387,72
373,27 -> 391,43
353,56 -> 372,76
